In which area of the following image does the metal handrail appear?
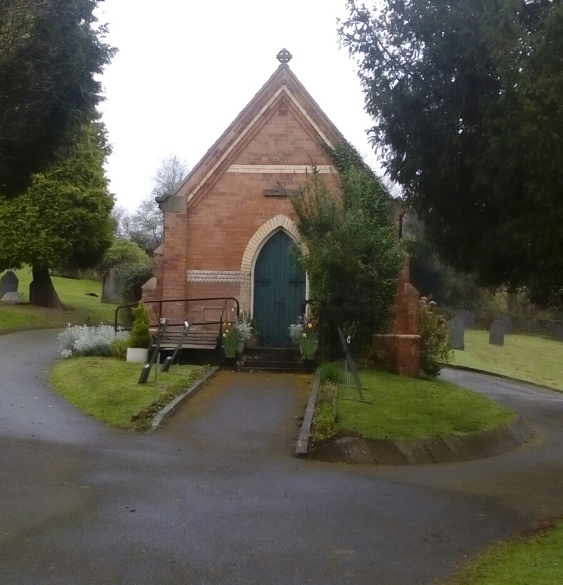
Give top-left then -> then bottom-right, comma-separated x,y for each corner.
114,297 -> 240,332
114,297 -> 240,366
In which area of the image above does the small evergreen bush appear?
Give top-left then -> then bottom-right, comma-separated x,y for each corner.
128,303 -> 152,349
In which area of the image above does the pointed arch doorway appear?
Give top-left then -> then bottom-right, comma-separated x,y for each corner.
253,231 -> 306,347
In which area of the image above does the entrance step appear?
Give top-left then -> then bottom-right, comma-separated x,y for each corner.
236,347 -> 316,373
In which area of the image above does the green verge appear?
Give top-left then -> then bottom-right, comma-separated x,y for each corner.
451,329 -> 563,392
444,520 -> 563,585
0,267 -> 118,330
335,370 -> 515,439
49,357 -> 208,430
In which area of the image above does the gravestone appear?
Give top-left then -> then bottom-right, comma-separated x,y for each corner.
102,268 -> 121,304
502,317 -> 513,334
489,320 -> 505,346
0,291 -> 23,305
552,323 -> 563,341
0,270 -> 18,298
456,309 -> 475,328
449,317 -> 465,350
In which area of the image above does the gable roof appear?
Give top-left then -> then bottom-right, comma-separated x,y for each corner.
159,62 -> 347,209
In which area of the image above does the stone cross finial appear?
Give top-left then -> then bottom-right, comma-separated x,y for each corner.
277,49 -> 292,64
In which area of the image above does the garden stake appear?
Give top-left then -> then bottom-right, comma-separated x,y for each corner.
337,327 -> 365,401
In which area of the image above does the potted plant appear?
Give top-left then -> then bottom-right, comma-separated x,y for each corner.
222,322 -> 238,359
234,313 -> 253,354
126,302 -> 152,363
289,314 -> 318,361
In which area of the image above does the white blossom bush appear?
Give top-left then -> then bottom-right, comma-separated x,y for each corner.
57,324 -> 117,358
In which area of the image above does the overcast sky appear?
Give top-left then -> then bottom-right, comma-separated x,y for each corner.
97,0 -> 379,211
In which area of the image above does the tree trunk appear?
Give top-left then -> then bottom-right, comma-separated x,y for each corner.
29,266 -> 62,309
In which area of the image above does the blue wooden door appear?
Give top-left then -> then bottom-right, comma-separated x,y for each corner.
254,231 -> 306,347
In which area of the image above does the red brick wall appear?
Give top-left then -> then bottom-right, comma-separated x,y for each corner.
374,264 -> 421,378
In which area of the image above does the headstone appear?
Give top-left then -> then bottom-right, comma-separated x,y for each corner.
502,317 -> 513,334
489,320 -> 505,346
102,268 -> 121,304
0,270 -> 18,298
0,291 -> 23,305
449,317 -> 465,350
552,323 -> 563,342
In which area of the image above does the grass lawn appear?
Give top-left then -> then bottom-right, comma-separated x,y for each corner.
335,370 -> 515,439
0,267 -> 118,331
49,357 -> 208,430
452,329 -> 563,392
445,520 -> 563,585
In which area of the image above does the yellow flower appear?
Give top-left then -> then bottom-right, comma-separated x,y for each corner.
302,333 -> 307,338
223,333 -> 227,338
308,323 -> 313,329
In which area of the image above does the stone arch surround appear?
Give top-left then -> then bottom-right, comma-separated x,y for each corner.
239,214 -> 304,315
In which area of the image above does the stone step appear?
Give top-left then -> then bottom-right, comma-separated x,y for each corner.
242,354 -> 303,364
244,347 -> 300,356
240,359 -> 307,369
237,363 -> 316,374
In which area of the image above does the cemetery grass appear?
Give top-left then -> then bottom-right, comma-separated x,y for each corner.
335,370 -> 516,439
0,267 -> 117,331
49,357 -> 208,430
444,519 -> 563,585
451,330 -> 563,392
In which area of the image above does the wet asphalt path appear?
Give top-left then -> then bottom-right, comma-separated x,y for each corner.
1,330 -> 562,584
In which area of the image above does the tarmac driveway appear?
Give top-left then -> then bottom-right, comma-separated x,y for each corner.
1,329 -> 562,585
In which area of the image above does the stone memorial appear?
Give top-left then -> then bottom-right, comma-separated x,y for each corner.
489,320 -> 505,346
502,317 -> 513,334
0,270 -> 18,299
552,323 -> 563,342
0,291 -> 23,305
449,317 -> 465,350
102,268 -> 121,304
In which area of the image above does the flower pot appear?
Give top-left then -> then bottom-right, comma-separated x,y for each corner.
299,339 -> 318,361
126,347 -> 149,363
237,340 -> 245,354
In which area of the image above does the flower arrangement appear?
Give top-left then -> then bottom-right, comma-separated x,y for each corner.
222,322 -> 238,358
234,313 -> 253,342
289,314 -> 318,360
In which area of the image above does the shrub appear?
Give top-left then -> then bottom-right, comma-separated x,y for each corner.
291,144 -> 404,356
419,298 -> 452,377
320,362 -> 344,385
119,262 -> 153,302
128,303 -> 152,349
98,239 -> 150,274
110,337 -> 129,360
57,324 -> 116,357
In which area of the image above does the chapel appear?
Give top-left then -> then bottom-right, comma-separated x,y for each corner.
142,50 -> 420,374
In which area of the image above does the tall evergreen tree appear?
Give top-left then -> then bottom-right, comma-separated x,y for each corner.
0,0 -> 115,196
341,0 -> 563,307
0,120 -> 114,307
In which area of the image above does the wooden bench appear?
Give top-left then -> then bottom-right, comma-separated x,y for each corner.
151,325 -> 219,351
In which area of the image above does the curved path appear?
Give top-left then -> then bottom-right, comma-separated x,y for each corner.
1,330 -> 563,585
